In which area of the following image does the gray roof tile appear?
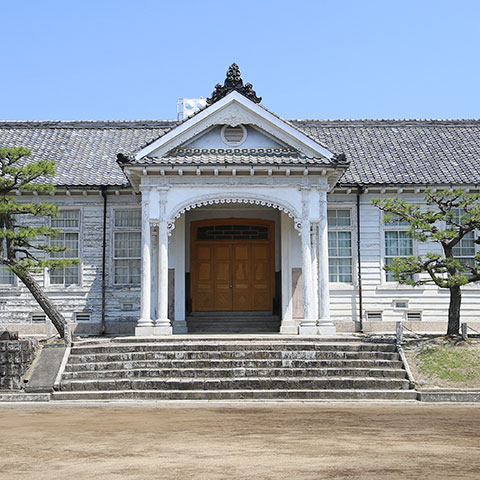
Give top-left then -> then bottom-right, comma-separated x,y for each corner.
140,147 -> 335,166
1,119 -> 480,187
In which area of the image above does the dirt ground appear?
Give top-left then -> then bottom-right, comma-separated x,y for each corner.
0,403 -> 479,480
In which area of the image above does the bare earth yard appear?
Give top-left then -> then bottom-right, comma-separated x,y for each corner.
0,403 -> 479,479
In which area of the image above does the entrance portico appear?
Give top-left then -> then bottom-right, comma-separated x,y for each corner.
131,181 -> 339,336
116,63 -> 349,336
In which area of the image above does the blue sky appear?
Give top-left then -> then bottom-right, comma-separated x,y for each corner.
1,0 -> 479,120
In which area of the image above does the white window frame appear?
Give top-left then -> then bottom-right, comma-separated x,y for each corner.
47,208 -> 82,288
112,208 -> 142,286
0,223 -> 16,287
451,208 -> 477,269
327,207 -> 355,285
0,265 -> 15,287
381,212 -> 416,284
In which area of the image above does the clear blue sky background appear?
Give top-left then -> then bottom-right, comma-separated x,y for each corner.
1,0 -> 479,120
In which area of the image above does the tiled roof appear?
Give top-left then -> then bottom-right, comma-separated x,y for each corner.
139,148 -> 335,166
0,121 -> 175,187
292,119 -> 480,185
1,119 -> 480,187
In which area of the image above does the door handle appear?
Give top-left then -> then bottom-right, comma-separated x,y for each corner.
229,284 -> 233,288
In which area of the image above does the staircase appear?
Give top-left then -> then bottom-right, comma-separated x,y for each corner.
51,336 -> 417,401
187,313 -> 281,333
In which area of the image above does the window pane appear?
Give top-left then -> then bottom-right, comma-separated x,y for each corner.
115,232 -> 141,258
329,258 -> 353,283
115,210 -> 141,228
114,259 -> 141,285
114,229 -> 141,285
385,231 -> 413,281
51,210 -> 80,228
328,209 -> 351,227
50,265 -> 79,286
385,213 -> 410,227
0,266 -> 14,285
328,230 -> 352,283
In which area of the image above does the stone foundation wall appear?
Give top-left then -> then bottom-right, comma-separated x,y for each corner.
0,334 -> 39,390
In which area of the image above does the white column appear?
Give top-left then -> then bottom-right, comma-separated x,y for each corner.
317,189 -> 336,335
154,190 -> 172,335
280,212 -> 297,334
299,189 -> 317,335
173,215 -> 188,334
136,189 -> 154,336
311,224 -> 319,322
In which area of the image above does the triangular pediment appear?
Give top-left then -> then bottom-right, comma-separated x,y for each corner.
135,91 -> 334,161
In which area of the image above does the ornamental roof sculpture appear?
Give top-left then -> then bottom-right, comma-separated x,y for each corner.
206,63 -> 262,105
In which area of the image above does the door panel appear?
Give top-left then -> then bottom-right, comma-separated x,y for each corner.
233,244 -> 251,310
213,245 -> 232,311
252,245 -> 271,310
191,219 -> 274,312
195,246 -> 214,310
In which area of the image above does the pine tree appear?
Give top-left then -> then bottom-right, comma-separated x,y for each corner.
0,147 -> 79,338
373,189 -> 480,336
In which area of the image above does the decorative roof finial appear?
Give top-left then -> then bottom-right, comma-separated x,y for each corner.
206,63 -> 262,105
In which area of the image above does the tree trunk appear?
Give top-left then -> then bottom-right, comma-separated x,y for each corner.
447,285 -> 461,336
13,266 -> 67,338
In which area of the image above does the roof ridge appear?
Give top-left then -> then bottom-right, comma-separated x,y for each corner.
0,120 -> 179,128
2,118 -> 480,129
292,118 -> 480,126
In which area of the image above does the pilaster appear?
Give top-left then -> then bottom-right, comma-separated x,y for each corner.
136,187 -> 154,336
298,188 -> 317,335
317,188 -> 336,335
173,215 -> 188,334
155,187 -> 173,335
280,212 -> 297,334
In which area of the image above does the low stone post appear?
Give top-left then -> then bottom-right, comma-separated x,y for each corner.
396,321 -> 403,345
461,323 -> 468,341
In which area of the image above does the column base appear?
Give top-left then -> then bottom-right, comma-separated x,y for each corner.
135,326 -> 156,336
172,320 -> 188,334
317,319 -> 336,335
280,321 -> 298,335
298,320 -> 318,335
154,319 -> 173,335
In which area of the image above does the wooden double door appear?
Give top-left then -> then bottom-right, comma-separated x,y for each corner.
191,219 -> 274,312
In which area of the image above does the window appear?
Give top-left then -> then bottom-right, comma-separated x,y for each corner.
50,210 -> 80,286
221,124 -> 247,146
113,210 -> 141,285
0,266 -> 14,285
384,214 -> 413,282
451,209 -> 476,268
328,209 -> 353,283
0,236 -> 14,285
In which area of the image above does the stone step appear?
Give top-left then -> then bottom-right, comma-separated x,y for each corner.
62,367 -> 407,380
107,336 -> 394,345
67,350 -> 400,363
187,328 -> 281,334
70,342 -> 397,355
64,358 -> 405,372
51,389 -> 418,401
59,376 -> 410,392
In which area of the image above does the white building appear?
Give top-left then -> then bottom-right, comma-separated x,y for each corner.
2,64 -> 480,336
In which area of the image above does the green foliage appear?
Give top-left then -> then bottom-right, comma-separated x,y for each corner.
0,147 -> 77,274
372,189 -> 480,288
